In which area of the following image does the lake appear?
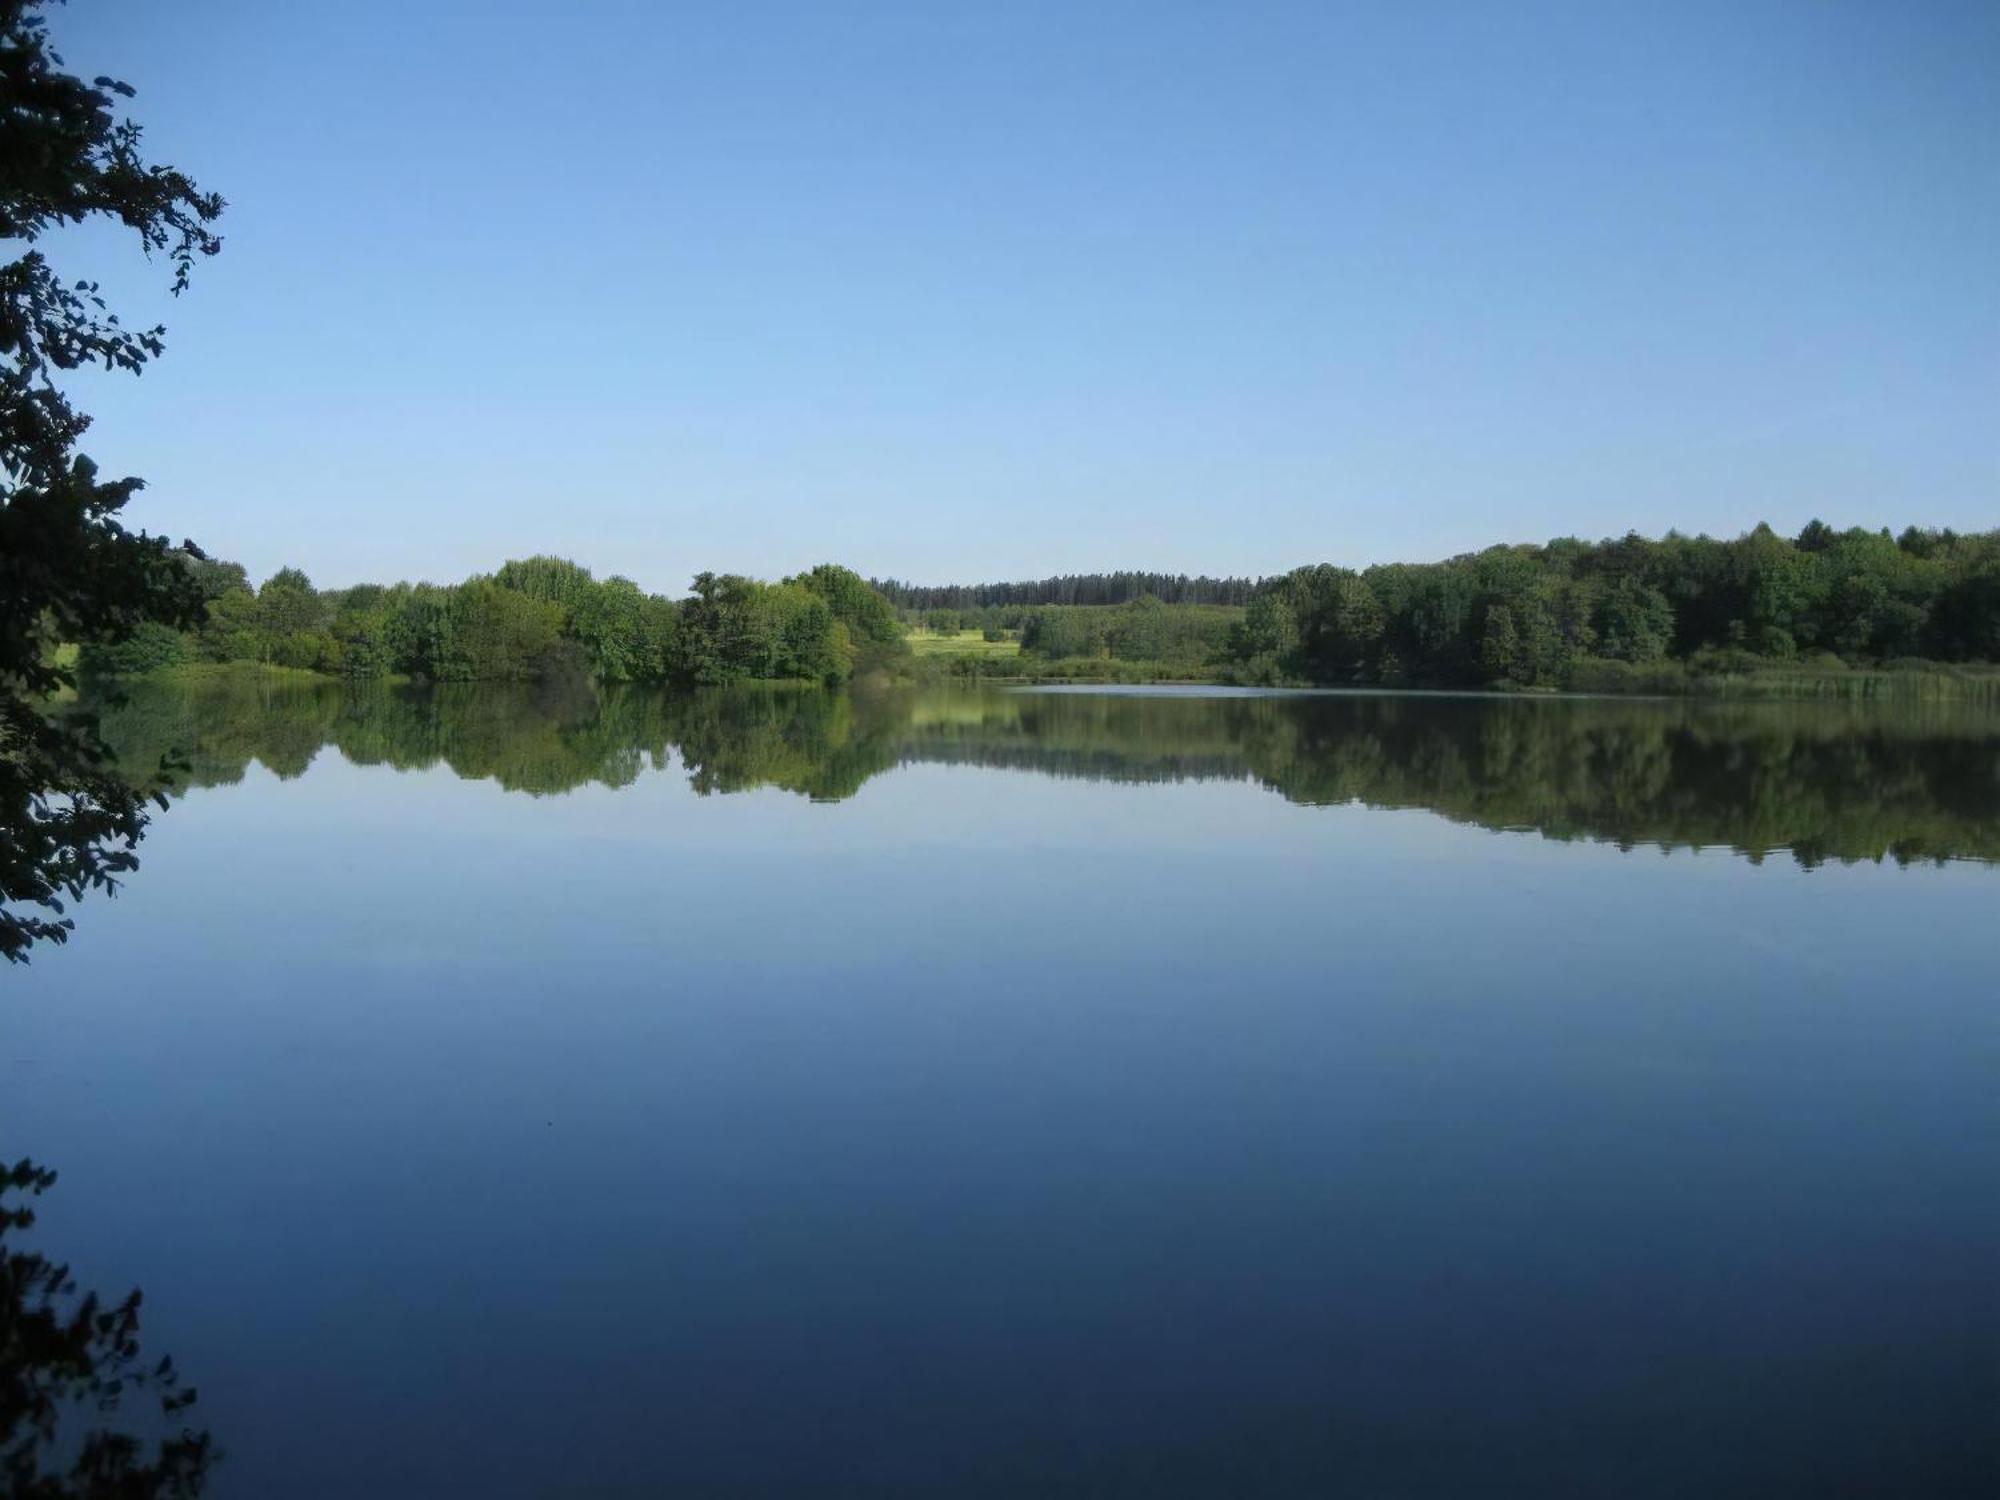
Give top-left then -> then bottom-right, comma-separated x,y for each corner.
7,678 -> 1997,1497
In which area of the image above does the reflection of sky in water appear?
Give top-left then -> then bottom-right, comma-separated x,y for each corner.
8,692 -> 1997,1497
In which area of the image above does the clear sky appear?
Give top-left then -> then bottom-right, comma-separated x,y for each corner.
46,0 -> 1999,594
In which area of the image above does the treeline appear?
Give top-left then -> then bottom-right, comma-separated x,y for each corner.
885,522 -> 2000,689
907,604 -> 1031,637
74,521 -> 2000,692
905,598 -> 1248,683
872,571 -> 1260,610
1020,599 -> 1241,667
1230,522 -> 2000,688
80,557 -> 907,687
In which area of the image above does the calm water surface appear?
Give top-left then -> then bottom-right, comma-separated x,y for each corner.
7,680 -> 1998,1497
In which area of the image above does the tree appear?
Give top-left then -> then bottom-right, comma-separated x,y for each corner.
792,564 -> 904,648
1481,604 -> 1521,683
1328,575 -> 1386,676
768,584 -> 846,682
1,0 -> 225,960
254,567 -> 321,638
1405,568 -> 1480,679
1930,562 -> 2000,661
1736,523 -> 1822,657
79,620 -> 187,676
1233,591 -> 1298,676
671,572 -> 752,685
493,555 -> 598,613
567,575 -> 649,681
329,586 -> 398,678
1595,577 -> 1673,664
436,580 -> 567,682
193,585 -> 258,664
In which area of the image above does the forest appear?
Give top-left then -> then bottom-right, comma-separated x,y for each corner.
81,557 -> 907,687
1222,522 -> 2000,689
950,522 -> 2000,689
78,522 -> 2000,693
872,571 -> 1259,611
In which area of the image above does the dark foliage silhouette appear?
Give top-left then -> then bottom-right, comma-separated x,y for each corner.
0,0 -> 224,959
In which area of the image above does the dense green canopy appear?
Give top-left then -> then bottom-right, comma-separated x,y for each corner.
1229,523 -> 2000,690
908,523 -> 2000,689
83,557 -> 911,689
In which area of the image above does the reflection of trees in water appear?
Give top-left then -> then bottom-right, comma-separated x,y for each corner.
1,1161 -> 215,1498
90,677 -> 2000,865
91,676 -> 909,805
22,678 -> 1998,1493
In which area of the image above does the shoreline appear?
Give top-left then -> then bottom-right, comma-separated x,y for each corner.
87,656 -> 2000,705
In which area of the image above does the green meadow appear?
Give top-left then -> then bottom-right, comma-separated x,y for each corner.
905,628 -> 1024,660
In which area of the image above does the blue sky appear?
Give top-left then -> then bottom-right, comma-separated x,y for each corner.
47,0 -> 1999,593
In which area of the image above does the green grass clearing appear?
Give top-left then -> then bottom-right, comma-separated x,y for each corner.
905,628 -> 1022,659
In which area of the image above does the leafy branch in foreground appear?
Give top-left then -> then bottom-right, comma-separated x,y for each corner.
0,0 -> 224,959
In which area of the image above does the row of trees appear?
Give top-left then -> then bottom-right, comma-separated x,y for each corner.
1228,523 -> 2000,688
82,556 -> 907,687
84,523 -> 2000,692
909,605 -> 1026,637
1019,598 -> 1242,666
873,570 -> 1260,610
